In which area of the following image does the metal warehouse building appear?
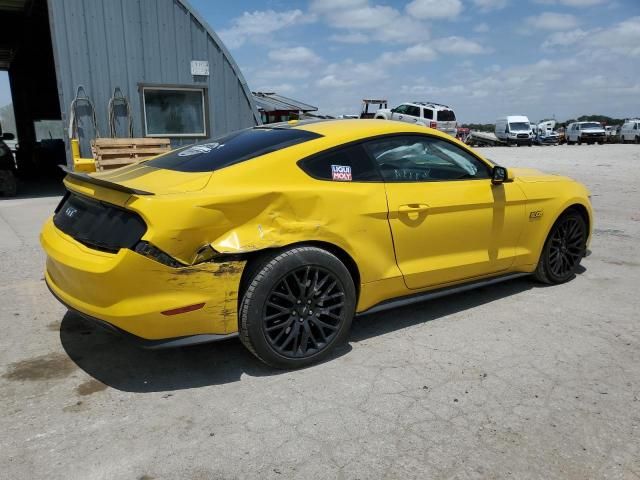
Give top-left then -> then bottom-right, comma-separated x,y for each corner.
0,0 -> 259,175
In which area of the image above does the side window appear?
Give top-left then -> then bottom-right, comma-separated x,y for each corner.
298,143 -> 381,182
405,105 -> 420,117
634,123 -> 638,130
364,135 -> 491,183
393,104 -> 408,114
422,108 -> 433,120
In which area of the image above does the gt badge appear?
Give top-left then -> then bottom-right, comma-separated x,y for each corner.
331,165 -> 352,181
529,210 -> 543,219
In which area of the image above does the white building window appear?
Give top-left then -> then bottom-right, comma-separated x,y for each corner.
142,86 -> 207,137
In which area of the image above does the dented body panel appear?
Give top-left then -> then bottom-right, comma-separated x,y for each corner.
41,217 -> 244,339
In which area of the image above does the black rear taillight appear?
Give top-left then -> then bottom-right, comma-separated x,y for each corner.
53,192 -> 147,253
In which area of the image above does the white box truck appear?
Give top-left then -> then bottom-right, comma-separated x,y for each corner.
495,116 -> 533,146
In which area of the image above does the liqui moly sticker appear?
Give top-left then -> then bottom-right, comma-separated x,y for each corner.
331,165 -> 352,181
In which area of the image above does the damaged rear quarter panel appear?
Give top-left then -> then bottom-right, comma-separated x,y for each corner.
199,147 -> 400,285
125,142 -> 400,287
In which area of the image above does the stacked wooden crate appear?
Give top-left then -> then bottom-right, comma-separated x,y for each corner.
91,138 -> 171,171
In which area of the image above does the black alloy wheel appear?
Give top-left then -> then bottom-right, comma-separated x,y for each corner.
263,266 -> 345,358
535,210 -> 587,284
239,246 -> 356,368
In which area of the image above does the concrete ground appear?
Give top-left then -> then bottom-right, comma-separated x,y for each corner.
1,144 -> 639,480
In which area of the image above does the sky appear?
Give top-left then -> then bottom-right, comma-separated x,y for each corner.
1,0 -> 639,123
190,0 -> 640,122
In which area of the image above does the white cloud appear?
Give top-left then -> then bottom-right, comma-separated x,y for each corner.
309,0 -> 368,13
541,17 -> 640,56
533,0 -> 606,5
315,75 -> 357,88
525,12 -> 579,31
406,0 -> 462,19
587,16 -> 640,57
254,83 -> 296,94
268,46 -> 322,65
378,43 -> 438,64
219,10 -> 314,48
474,23 -> 490,33
329,32 -> 369,44
317,0 -> 430,44
541,29 -> 587,48
472,0 -> 508,11
324,4 -> 400,29
432,37 -> 492,55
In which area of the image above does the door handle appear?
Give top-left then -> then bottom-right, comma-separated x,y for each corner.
398,203 -> 429,213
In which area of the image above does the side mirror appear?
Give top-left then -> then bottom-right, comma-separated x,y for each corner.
492,166 -> 514,185
2,133 -> 15,141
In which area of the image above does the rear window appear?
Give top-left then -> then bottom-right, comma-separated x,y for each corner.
145,127 -> 322,172
437,110 -> 456,122
298,144 -> 381,182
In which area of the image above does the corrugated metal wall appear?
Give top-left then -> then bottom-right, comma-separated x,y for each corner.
46,0 -> 259,159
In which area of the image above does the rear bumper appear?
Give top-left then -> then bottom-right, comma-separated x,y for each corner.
47,280 -> 238,348
41,217 -> 246,341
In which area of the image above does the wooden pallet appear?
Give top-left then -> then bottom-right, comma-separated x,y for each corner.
91,138 -> 171,171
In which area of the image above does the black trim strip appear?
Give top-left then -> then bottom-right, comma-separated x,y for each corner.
358,272 -> 530,316
46,279 -> 237,349
60,165 -> 154,196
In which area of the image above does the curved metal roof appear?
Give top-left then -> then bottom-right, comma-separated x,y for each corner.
178,0 -> 261,125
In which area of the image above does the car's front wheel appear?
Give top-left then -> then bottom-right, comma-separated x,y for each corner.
534,210 -> 587,284
239,246 -> 356,369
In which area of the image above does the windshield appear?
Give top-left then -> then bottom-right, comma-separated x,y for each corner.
437,110 -> 456,121
509,122 -> 530,131
146,127 -> 322,172
581,122 -> 601,129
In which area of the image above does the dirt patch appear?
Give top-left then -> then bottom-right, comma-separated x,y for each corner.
593,228 -> 631,238
603,259 -> 640,267
62,400 -> 87,413
47,321 -> 61,331
76,378 -> 108,396
2,352 -> 76,381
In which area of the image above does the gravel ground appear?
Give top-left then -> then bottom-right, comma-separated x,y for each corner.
1,144 -> 639,480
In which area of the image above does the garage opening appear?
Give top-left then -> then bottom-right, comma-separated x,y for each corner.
0,0 -> 65,197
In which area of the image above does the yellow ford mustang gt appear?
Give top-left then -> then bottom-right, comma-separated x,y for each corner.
41,120 -> 592,368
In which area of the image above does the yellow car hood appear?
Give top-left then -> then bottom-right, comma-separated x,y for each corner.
91,163 -> 213,194
511,167 -> 568,183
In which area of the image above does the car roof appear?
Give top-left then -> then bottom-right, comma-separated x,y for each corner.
292,119 -> 453,142
404,101 -> 452,110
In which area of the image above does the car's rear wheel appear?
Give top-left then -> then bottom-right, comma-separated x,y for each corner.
239,246 -> 356,369
534,210 -> 587,284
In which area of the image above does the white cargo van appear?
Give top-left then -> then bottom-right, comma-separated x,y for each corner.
620,119 -> 640,143
495,116 -> 533,146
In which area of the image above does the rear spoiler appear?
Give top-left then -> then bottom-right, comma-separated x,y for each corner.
59,165 -> 154,196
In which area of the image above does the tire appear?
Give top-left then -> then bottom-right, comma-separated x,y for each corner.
636,136 -> 640,144
534,210 -> 587,284
0,170 -> 17,197
239,246 -> 356,369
